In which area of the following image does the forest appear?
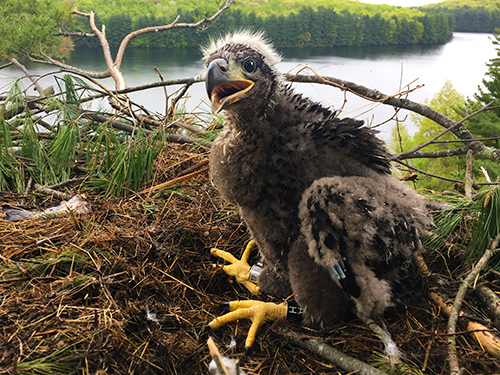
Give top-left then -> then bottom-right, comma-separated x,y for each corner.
73,6 -> 454,48
67,0 -> 500,50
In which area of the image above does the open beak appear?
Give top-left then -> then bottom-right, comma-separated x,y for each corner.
206,59 -> 254,114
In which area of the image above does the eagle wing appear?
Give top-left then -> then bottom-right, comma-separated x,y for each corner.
298,174 -> 429,319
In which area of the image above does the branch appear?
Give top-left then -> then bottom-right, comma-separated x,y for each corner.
54,30 -> 96,38
73,9 -> 126,90
31,52 -> 111,79
282,328 -> 388,375
114,0 -> 234,70
11,58 -> 46,97
447,233 -> 500,374
394,146 -> 470,160
284,73 -> 500,163
80,110 -> 212,147
389,101 -> 495,161
395,160 -> 480,188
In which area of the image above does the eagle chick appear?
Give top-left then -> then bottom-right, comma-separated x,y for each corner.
204,31 -> 430,342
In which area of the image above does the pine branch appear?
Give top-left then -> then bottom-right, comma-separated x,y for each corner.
54,30 -> 96,38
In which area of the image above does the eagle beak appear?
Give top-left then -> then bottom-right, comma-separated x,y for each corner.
206,59 -> 254,114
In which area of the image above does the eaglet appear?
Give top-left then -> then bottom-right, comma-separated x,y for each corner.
203,31 -> 431,353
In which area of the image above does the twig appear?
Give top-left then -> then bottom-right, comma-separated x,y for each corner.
447,233 -> 500,374
390,102 -> 494,161
465,150 -> 473,200
282,328 -> 388,375
79,110 -> 212,147
393,146 -> 470,160
395,160 -> 479,187
33,183 -> 72,200
71,0 -> 233,91
10,58 -> 46,97
138,167 -> 209,195
154,66 -> 169,114
0,276 -> 59,284
45,178 -> 87,190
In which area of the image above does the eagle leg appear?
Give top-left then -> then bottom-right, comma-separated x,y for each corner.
209,300 -> 287,352
211,241 -> 260,295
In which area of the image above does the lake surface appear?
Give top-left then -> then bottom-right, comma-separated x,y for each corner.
1,32 -> 496,141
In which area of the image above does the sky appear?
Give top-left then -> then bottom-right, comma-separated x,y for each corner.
361,0 -> 443,6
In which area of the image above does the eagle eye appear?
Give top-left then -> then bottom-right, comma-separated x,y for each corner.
243,59 -> 256,73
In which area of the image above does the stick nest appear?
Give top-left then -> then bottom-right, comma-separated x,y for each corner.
1,144 -> 499,374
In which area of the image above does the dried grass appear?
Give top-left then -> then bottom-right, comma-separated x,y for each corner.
1,144 -> 500,374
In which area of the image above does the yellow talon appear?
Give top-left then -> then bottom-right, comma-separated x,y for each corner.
211,241 -> 260,294
209,300 -> 287,350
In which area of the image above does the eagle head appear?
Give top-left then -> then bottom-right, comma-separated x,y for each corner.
202,31 -> 282,115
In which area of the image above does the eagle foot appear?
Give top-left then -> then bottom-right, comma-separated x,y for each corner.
209,300 -> 287,352
211,241 -> 260,295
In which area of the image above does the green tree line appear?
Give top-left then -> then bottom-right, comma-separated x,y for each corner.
73,6 -> 454,49
424,5 -> 500,33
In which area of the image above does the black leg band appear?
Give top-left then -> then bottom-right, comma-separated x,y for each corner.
286,300 -> 303,322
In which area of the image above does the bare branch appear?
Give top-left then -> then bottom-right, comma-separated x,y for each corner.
389,101 -> 494,161
398,146 -> 470,159
432,135 -> 500,144
282,328 -> 388,375
73,8 -> 126,90
447,234 -> 500,375
395,160 -> 480,188
31,52 -> 111,79
70,0 -> 232,92
114,0 -> 234,70
11,58 -> 46,97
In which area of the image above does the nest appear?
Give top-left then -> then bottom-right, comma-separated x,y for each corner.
1,144 -> 500,374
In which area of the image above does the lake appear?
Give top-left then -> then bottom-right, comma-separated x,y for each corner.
0,32 -> 496,141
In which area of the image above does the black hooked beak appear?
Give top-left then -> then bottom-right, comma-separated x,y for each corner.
206,58 -> 254,114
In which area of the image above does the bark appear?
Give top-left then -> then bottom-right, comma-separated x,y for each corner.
283,329 -> 388,375
475,285 -> 500,328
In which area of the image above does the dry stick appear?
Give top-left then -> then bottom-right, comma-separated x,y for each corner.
33,183 -> 72,200
433,135 -> 500,144
154,66 -> 169,115
109,100 -> 207,136
10,58 -> 46,97
465,150 -> 474,200
395,159 -> 500,187
475,285 -> 500,327
138,167 -> 210,195
282,329 -> 388,375
447,233 -> 500,375
394,146 -> 470,159
395,160 -> 479,187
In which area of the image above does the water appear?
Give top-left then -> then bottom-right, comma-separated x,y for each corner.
1,32 -> 496,140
